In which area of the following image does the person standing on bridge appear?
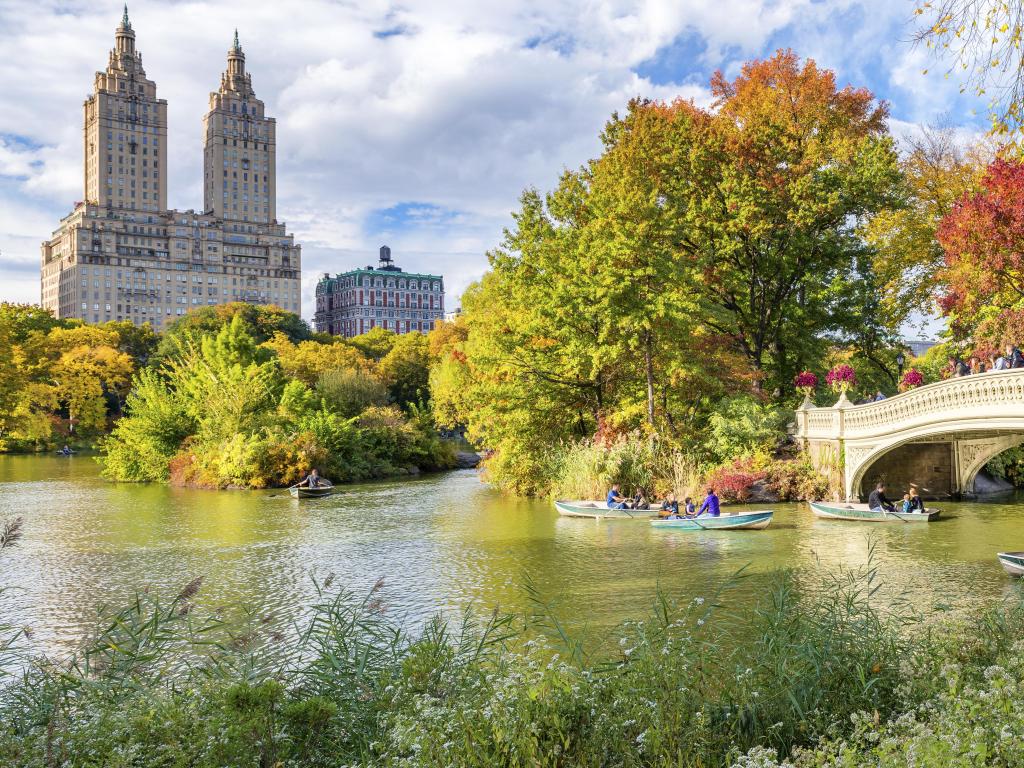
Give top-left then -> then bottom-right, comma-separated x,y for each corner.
947,355 -> 970,378
868,482 -> 896,513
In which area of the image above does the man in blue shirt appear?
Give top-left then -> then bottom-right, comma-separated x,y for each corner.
606,484 -> 628,509
697,488 -> 720,517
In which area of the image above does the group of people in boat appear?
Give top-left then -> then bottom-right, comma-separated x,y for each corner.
867,482 -> 926,514
606,484 -> 721,519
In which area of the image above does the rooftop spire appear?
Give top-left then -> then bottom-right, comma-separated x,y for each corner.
121,4 -> 131,29
232,28 -> 241,52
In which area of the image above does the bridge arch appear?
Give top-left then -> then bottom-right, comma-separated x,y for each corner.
794,370 -> 1024,501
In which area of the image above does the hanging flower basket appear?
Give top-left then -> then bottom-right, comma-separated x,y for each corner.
793,370 -> 818,397
826,364 -> 857,394
899,368 -> 925,392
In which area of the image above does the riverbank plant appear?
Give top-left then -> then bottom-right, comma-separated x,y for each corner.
100,313 -> 454,488
2,527 -> 1023,767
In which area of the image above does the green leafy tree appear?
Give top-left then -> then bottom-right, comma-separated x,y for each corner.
378,332 -> 431,408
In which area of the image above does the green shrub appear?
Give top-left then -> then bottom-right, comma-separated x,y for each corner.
707,396 -> 787,463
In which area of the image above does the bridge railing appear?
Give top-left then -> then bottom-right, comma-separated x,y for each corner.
795,369 -> 1024,442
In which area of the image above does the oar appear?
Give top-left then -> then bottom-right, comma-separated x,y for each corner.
268,483 -> 299,499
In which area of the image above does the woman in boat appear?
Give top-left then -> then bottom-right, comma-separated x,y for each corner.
900,493 -> 912,514
907,486 -> 925,513
659,493 -> 679,518
683,497 -> 696,516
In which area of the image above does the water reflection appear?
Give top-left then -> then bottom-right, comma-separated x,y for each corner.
1,454 -> 1023,659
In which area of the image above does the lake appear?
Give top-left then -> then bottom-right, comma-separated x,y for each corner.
1,454 -> 1023,659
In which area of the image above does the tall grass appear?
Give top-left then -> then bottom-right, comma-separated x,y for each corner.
3,521 -> 1023,767
549,436 -> 701,500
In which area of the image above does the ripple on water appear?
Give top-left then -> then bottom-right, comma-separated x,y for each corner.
1,455 -> 1024,658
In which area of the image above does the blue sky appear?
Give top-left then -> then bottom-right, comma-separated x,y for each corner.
0,1 -> 988,322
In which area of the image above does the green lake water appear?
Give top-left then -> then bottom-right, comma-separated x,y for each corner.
1,455 -> 1023,658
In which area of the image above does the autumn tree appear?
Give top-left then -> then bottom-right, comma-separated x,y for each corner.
864,125 -> 991,330
668,50 -> 902,392
936,158 -> 1024,347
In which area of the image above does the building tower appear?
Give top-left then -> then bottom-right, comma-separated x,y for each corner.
83,5 -> 168,211
202,31 -> 277,223
41,11 -> 302,327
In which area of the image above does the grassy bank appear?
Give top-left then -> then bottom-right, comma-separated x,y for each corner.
2,522 -> 1022,767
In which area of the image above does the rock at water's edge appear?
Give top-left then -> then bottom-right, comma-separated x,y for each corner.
455,451 -> 481,469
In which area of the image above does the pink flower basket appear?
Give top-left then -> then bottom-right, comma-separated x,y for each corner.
899,368 -> 925,392
793,370 -> 818,397
825,364 -> 857,394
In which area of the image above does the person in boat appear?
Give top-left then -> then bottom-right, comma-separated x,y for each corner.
907,486 -> 925,513
697,488 -> 720,517
58,444 -> 73,456
300,468 -> 324,488
874,390 -> 886,402
867,482 -> 896,512
683,497 -> 696,516
659,493 -> 679,518
1010,345 -> 1024,369
606,484 -> 629,510
632,489 -> 649,510
900,492 -> 912,514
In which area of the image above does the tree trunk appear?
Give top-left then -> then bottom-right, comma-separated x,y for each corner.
644,331 -> 656,428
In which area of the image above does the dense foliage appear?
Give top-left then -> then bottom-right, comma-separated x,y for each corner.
429,51 -> 906,495
1,530 -> 1022,767
99,310 -> 454,488
0,304 -> 155,451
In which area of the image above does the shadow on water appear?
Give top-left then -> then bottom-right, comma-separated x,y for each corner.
1,454 -> 1024,657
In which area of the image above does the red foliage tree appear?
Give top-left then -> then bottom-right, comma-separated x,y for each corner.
937,158 -> 1024,345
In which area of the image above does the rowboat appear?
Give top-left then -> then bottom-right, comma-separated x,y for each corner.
289,484 -> 335,499
554,500 -> 657,519
650,510 -> 773,531
809,501 -> 940,523
997,552 -> 1024,576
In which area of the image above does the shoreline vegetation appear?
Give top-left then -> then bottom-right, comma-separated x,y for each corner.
2,523 -> 1023,767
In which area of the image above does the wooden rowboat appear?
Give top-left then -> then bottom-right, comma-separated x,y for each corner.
650,510 -> 773,531
289,484 -> 335,499
997,552 -> 1024,577
554,500 -> 657,519
809,501 -> 939,523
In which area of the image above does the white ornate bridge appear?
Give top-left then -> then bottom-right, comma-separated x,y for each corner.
794,369 -> 1024,501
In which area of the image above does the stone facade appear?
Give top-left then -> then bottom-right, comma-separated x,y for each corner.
314,247 -> 444,337
40,10 -> 301,328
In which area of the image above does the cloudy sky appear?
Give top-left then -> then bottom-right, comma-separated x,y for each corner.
0,0 -> 988,321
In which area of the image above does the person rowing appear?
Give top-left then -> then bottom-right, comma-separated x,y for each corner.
697,488 -> 720,517
867,482 -> 895,513
606,483 -> 629,510
299,468 -> 326,488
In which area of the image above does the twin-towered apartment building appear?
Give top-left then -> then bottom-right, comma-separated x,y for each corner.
40,8 -> 301,328
39,7 -> 444,338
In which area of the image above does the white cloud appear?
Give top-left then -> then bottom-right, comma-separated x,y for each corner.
0,0 -> 993,316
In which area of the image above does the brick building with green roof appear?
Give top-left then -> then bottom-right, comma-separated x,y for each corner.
313,246 -> 444,337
